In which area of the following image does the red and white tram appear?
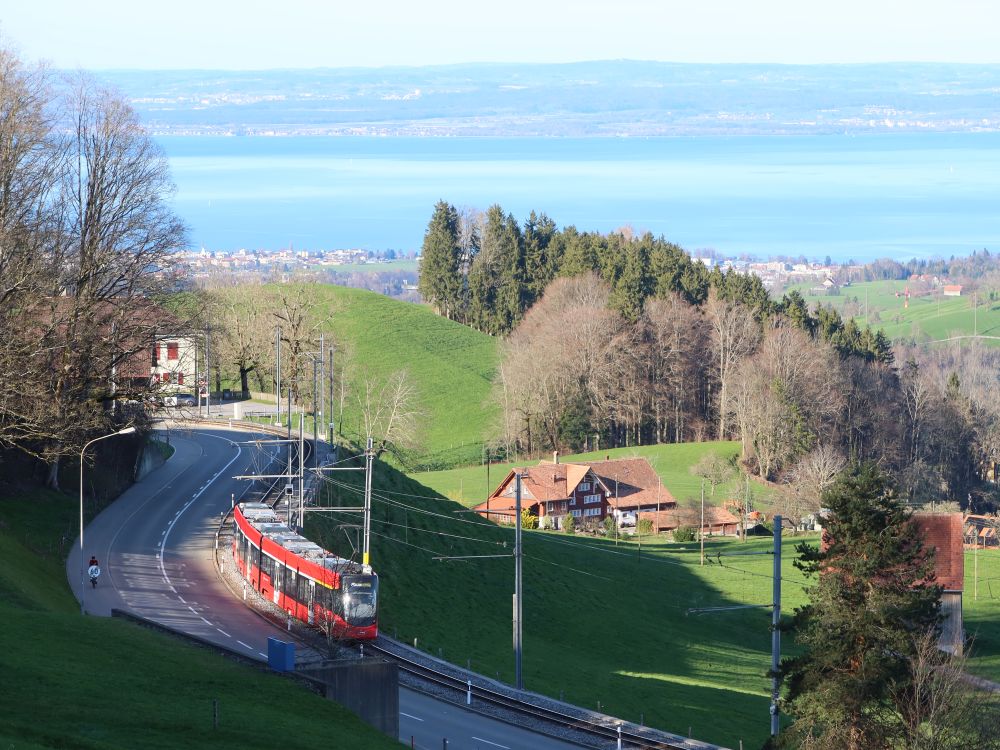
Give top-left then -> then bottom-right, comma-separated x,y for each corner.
232,502 -> 378,640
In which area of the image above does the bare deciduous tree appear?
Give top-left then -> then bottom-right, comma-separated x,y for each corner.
705,290 -> 760,439
1,70 -> 185,487
359,369 -> 422,460
210,286 -> 273,395
730,325 -> 845,480
689,450 -> 735,499
272,283 -> 328,402
494,273 -> 623,453
776,443 -> 846,523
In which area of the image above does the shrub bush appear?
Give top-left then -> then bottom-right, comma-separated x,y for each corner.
673,525 -> 697,543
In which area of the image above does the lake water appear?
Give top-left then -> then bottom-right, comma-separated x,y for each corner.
157,133 -> 1000,262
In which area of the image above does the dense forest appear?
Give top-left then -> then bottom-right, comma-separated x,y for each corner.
419,201 -> 1000,514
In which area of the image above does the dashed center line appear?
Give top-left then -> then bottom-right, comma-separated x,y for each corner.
237,640 -> 253,650
200,616 -> 212,626
400,712 -> 424,722
216,628 -> 231,638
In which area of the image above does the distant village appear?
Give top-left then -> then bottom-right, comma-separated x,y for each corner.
174,247 -> 420,298
176,246 -> 970,304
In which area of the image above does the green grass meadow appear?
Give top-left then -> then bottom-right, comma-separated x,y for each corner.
312,457 -> 803,749
0,489 -> 401,750
411,440 -> 750,508
961,545 -> 1000,682
316,451 -> 1000,749
784,279 -> 1000,344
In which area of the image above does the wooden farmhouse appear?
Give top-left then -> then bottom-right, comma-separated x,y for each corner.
474,455 -> 679,530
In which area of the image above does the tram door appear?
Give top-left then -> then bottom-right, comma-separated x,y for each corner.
307,580 -> 316,624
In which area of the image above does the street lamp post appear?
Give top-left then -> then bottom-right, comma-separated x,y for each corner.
79,425 -> 136,615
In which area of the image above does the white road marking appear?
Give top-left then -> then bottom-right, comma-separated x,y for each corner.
217,629 -> 231,637
157,441 -> 243,594
472,738 -> 509,749
200,617 -> 212,626
258,652 -> 267,658
400,712 -> 425,722
237,640 -> 253,650
177,596 -> 186,603
188,606 -> 198,614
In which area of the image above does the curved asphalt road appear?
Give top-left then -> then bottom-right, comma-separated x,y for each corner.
68,425 -> 584,750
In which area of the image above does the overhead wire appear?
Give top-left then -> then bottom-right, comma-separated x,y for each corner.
309,457 -> 811,609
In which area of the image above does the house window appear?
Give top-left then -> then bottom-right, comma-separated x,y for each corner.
167,342 -> 179,361
547,502 -> 553,513
151,345 -> 158,367
570,509 -> 582,518
584,493 -> 602,505
560,501 -> 567,512
584,507 -> 602,517
579,482 -> 591,491
161,373 -> 170,383
568,498 -> 576,506
178,372 -> 184,385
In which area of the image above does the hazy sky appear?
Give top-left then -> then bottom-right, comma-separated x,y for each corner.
4,0 -> 997,69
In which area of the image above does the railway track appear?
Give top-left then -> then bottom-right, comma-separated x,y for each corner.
198,418 -> 725,750
365,639 -> 723,750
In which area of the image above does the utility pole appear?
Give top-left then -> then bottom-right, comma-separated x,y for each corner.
275,326 -> 282,426
319,334 -> 325,446
685,520 -> 783,739
514,473 -> 523,690
770,514 -> 782,738
205,325 -> 211,416
363,437 -> 374,566
328,345 -> 335,445
700,479 -> 705,566
311,353 -> 319,468
298,410 -> 305,530
194,335 -> 200,415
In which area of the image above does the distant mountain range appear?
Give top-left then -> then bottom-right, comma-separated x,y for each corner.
97,61 -> 1000,137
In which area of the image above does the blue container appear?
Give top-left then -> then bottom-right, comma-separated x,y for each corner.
267,637 -> 295,672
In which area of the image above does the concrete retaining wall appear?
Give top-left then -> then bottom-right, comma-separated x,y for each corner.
299,660 -> 399,737
134,440 -> 169,481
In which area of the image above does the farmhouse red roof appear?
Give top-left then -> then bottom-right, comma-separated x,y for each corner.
481,456 -> 676,508
640,505 -> 740,530
913,513 -> 964,592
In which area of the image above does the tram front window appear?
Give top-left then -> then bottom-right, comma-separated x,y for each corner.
341,575 -> 378,627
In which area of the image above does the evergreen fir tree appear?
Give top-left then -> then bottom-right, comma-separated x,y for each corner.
609,238 -> 653,322
418,201 -> 463,320
778,463 -> 942,749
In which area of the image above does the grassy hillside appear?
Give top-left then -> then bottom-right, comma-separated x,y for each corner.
313,456 -> 800,749
0,489 -> 400,750
286,286 -> 499,470
784,279 -> 1000,344
315,455 -> 1000,748
411,440 -> 755,508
